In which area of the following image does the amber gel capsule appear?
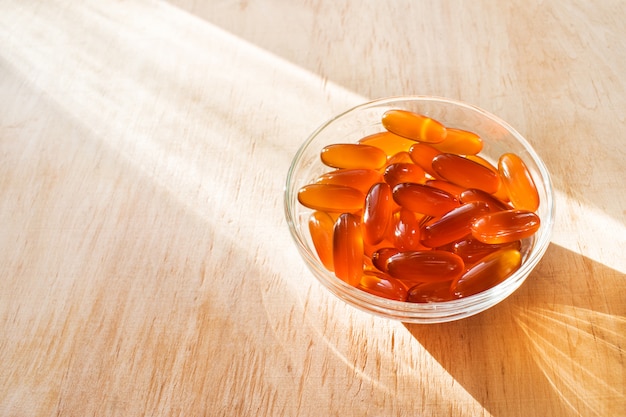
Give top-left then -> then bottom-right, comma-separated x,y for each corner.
362,183 -> 394,245
408,143 -> 442,178
471,210 -> 541,244
459,189 -> 510,212
387,250 -> 465,283
407,280 -> 456,303
298,184 -> 365,212
385,151 -> 414,166
498,153 -> 540,212
392,183 -> 460,217
320,143 -> 387,170
421,202 -> 490,248
371,247 -> 400,272
383,163 -> 426,188
451,248 -> 522,297
333,213 -> 364,286
358,131 -> 416,157
432,153 -> 500,194
308,211 -> 335,271
315,168 -> 384,194
424,180 -> 466,198
388,209 -> 426,251
453,237 -> 522,267
430,128 -> 483,155
382,110 -> 447,143
358,271 -> 408,302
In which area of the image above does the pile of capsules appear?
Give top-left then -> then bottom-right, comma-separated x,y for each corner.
297,109 -> 541,302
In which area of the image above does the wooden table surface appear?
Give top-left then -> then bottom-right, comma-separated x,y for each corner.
1,1 -> 624,416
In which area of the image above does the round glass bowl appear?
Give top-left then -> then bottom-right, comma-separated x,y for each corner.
284,96 -> 555,323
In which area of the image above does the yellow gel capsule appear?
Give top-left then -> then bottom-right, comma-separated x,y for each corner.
321,143 -> 387,170
498,153 -> 540,212
382,110 -> 447,143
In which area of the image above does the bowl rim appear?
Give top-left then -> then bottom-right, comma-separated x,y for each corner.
284,95 -> 555,323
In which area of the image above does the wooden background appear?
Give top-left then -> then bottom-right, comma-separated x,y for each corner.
1,1 -> 624,416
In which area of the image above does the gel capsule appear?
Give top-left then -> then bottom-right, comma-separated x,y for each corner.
421,202 -> 490,248
362,183 -> 394,245
333,213 -> 364,286
498,153 -> 540,212
371,247 -> 400,272
388,209 -> 426,251
315,168 -> 384,194
298,184 -> 365,212
383,163 -> 426,187
358,131 -> 416,157
408,143 -> 442,178
320,144 -> 387,170
308,211 -> 335,271
382,110 -> 447,143
407,280 -> 456,303
466,155 -> 509,201
424,179 -> 466,198
453,236 -> 522,267
385,151 -> 414,165
392,183 -> 460,217
358,271 -> 408,301
430,128 -> 483,155
387,250 -> 465,283
432,153 -> 500,194
451,248 -> 522,297
471,210 -> 540,244
459,189 -> 510,212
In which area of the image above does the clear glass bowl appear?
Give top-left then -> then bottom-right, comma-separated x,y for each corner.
284,96 -> 555,323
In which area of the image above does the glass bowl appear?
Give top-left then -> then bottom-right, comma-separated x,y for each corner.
284,96 -> 555,323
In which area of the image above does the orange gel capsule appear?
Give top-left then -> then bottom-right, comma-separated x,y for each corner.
430,128 -> 483,155
453,237 -> 522,267
298,184 -> 365,212
362,183 -> 394,245
424,179 -> 466,198
358,131 -> 416,157
498,153 -> 540,212
392,183 -> 460,217
385,151 -> 414,166
466,155 -> 509,201
407,280 -> 457,303
451,248 -> 522,297
333,213 -> 364,286
459,188 -> 510,212
471,210 -> 540,244
358,271 -> 408,302
308,211 -> 335,271
383,163 -> 426,187
371,247 -> 400,272
320,143 -> 387,170
388,209 -> 427,251
432,153 -> 500,194
382,110 -> 447,143
315,168 -> 384,194
408,143 -> 442,178
421,202 -> 490,248
387,250 -> 465,283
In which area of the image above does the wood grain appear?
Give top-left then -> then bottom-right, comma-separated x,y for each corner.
1,1 -> 624,416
